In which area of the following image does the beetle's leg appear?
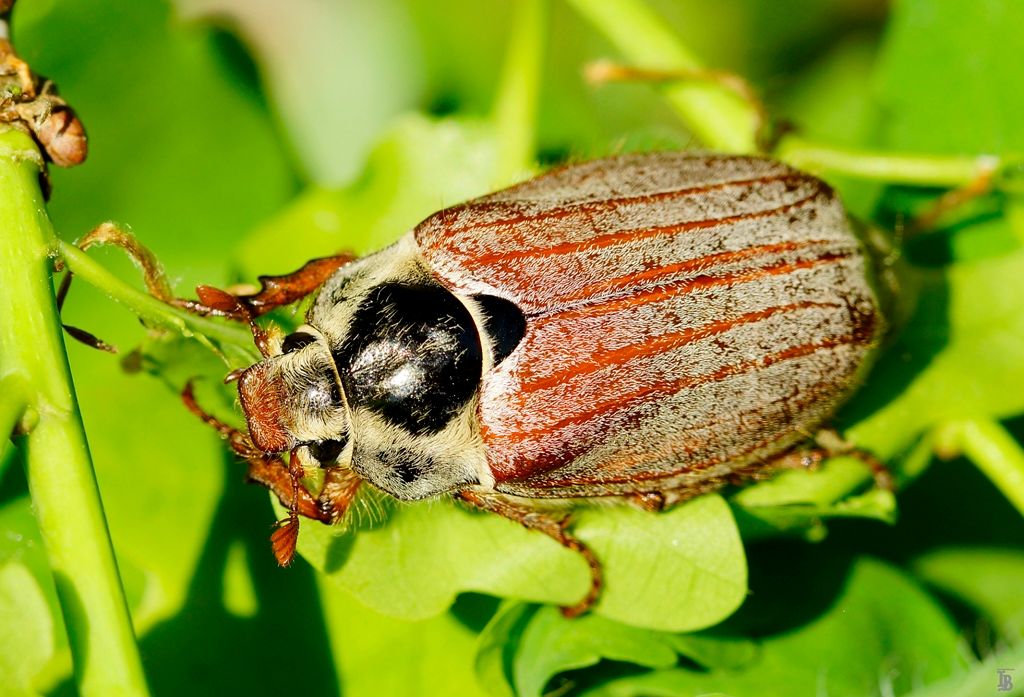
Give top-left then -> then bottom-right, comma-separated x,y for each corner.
60,222 -> 176,301
268,449 -> 308,567
175,255 -> 356,358
639,436 -> 891,512
58,221 -> 353,324
177,255 -> 356,320
54,223 -> 169,352
644,478 -> 744,511
54,223 -> 174,352
731,429 -> 893,491
457,490 -> 602,619
585,60 -> 767,145
229,255 -> 356,317
245,453 -> 325,522
184,381 -> 324,566
907,163 -> 997,234
626,491 -> 667,512
55,222 -> 280,356
181,382 -> 329,522
316,467 -> 362,524
811,428 -> 894,491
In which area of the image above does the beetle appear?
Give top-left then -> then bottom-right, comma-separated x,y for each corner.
180,151 -> 885,617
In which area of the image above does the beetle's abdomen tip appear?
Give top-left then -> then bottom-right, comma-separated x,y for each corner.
238,364 -> 294,453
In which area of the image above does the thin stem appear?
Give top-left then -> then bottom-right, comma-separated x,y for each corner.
934,419 -> 1024,517
567,0 -> 759,153
57,241 -> 256,366
490,0 -> 546,187
0,128 -> 151,696
775,136 -> 1004,188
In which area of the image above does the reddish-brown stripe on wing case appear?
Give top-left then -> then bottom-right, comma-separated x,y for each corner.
463,190 -> 824,269
484,335 -> 866,483
530,250 -> 852,330
495,335 -> 857,446
523,300 -> 841,392
520,377 -> 845,491
438,172 -> 803,238
556,238 -> 833,305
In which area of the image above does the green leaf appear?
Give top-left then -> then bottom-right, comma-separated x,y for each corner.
849,246 -> 1024,458
12,0 -> 295,280
237,114 -> 500,275
476,603 -> 533,697
912,547 -> 1024,641
509,606 -> 680,697
874,0 -> 1024,155
294,493 -> 745,632
838,0 -> 1024,466
586,558 -> 965,697
319,581 -> 489,697
904,642 -> 1024,697
476,603 -> 758,697
174,0 -> 424,184
0,499 -> 64,655
0,563 -> 54,697
0,494 -> 153,691
575,497 -> 747,631
732,457 -> 896,535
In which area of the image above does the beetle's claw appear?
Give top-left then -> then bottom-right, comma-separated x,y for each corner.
270,516 -> 300,567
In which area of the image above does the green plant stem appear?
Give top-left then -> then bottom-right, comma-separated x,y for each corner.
934,419 -> 1024,517
567,0 -> 759,153
0,375 -> 27,463
0,129 -> 151,695
491,0 -> 545,187
775,136 -> 1002,187
58,241 -> 256,366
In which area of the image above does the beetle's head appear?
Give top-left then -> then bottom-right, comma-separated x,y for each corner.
237,326 -> 350,465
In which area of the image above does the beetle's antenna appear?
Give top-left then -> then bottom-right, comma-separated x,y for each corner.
269,448 -> 303,566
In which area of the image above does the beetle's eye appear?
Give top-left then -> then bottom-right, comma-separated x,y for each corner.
308,438 -> 346,465
282,331 -> 317,354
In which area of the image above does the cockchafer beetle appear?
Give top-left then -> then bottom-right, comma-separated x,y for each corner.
179,151 -> 886,617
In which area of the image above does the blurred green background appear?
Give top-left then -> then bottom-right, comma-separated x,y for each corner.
2,0 -> 1024,695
